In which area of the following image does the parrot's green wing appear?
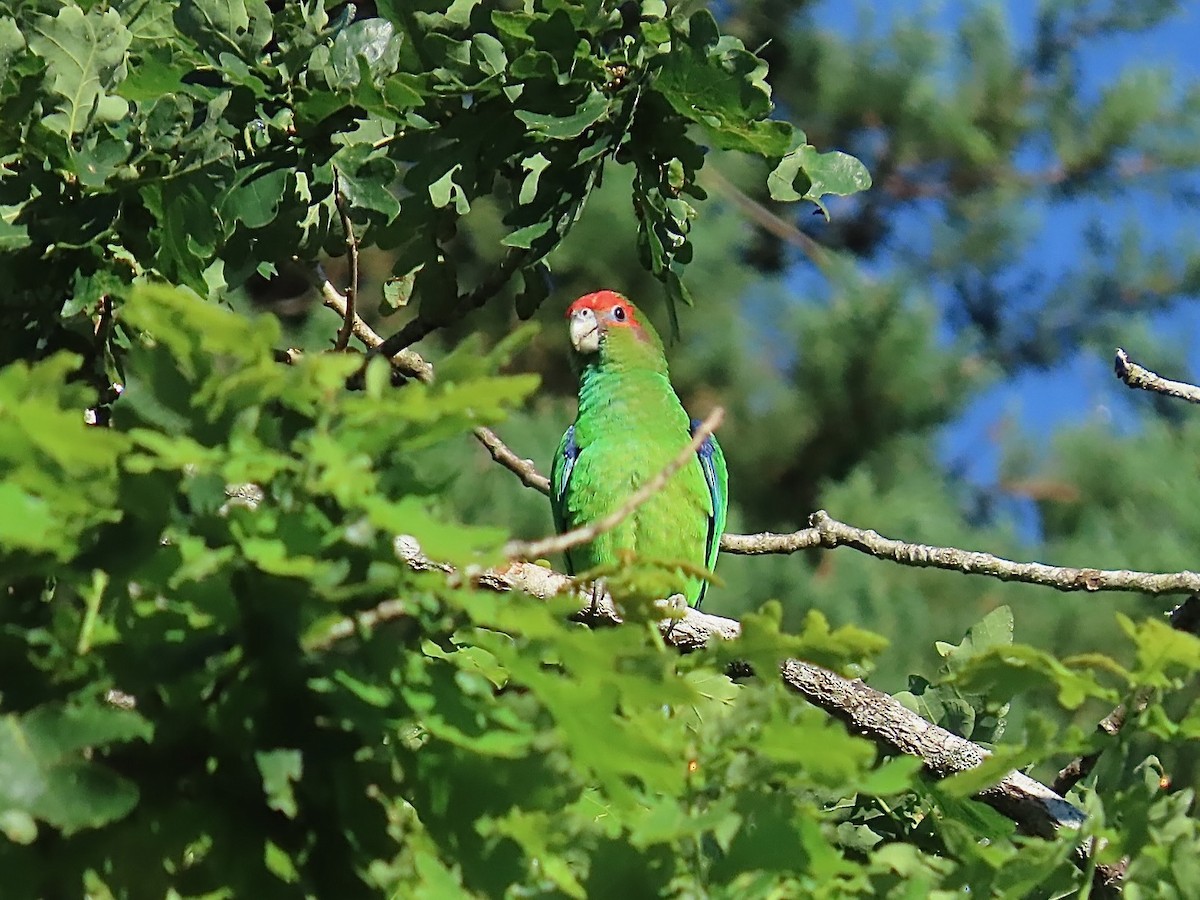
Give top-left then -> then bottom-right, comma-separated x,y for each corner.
550,424 -> 579,571
691,421 -> 729,608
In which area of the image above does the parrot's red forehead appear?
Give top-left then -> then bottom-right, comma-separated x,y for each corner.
566,290 -> 642,327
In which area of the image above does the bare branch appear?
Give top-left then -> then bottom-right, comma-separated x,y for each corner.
306,268 -> 558,491
721,528 -> 821,554
475,425 -> 551,494
505,408 -> 725,560
725,510 -> 1200,595
309,263 -> 434,382
331,169 -> 359,353
1114,347 -> 1200,405
699,167 -> 832,271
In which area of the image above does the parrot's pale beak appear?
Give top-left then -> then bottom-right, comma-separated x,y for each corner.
570,310 -> 601,353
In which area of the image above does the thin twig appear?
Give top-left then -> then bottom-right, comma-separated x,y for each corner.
308,266 -> 557,491
1053,594 -> 1200,795
475,425 -> 551,493
331,168 -> 359,353
309,264 -> 433,382
373,249 -> 530,361
700,166 -> 832,272
1114,348 -> 1200,405
506,408 -> 725,560
303,599 -> 410,652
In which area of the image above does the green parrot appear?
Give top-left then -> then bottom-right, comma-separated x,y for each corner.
551,290 -> 728,608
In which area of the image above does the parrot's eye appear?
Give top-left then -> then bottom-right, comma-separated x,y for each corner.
613,306 -> 626,321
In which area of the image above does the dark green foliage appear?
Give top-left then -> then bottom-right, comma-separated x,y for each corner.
3,0 -> 1200,896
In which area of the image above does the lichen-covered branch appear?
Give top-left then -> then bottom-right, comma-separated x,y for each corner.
725,510 -> 1200,595
1114,348 -> 1200,405
327,548 -> 1094,855
492,559 -> 1123,894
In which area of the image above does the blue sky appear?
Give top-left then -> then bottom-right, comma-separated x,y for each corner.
803,0 -> 1200,539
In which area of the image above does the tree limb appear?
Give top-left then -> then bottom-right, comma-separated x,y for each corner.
1114,348 -> 1200,405
725,510 -> 1200,594
505,408 -> 724,560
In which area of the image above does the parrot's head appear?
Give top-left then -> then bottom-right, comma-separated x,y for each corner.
566,290 -> 652,356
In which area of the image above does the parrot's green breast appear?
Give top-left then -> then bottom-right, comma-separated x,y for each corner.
553,356 -> 720,606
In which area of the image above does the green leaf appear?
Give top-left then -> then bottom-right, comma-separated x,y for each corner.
501,219 -> 553,249
935,605 -> 1014,674
516,90 -> 610,139
0,703 -> 151,837
1120,613 -> 1200,687
173,0 -> 272,58
327,19 -> 402,90
769,144 -> 872,213
28,7 -> 132,136
653,16 -> 791,156
219,165 -> 291,230
428,164 -> 470,214
255,749 -> 302,819
0,17 -> 26,84
947,644 -> 1117,710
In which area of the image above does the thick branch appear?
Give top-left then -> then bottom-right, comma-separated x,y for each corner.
1114,348 -> 1200,405
308,542 -> 1124,891
521,566 -> 1085,834
495,560 -> 1122,893
505,408 -> 724,560
337,553 -> 1087,839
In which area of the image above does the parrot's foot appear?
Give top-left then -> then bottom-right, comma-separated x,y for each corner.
656,593 -> 689,619
660,593 -> 690,642
587,579 -> 606,619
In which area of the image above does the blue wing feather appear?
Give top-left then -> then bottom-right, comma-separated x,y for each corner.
550,424 -> 579,571
690,418 -> 729,609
